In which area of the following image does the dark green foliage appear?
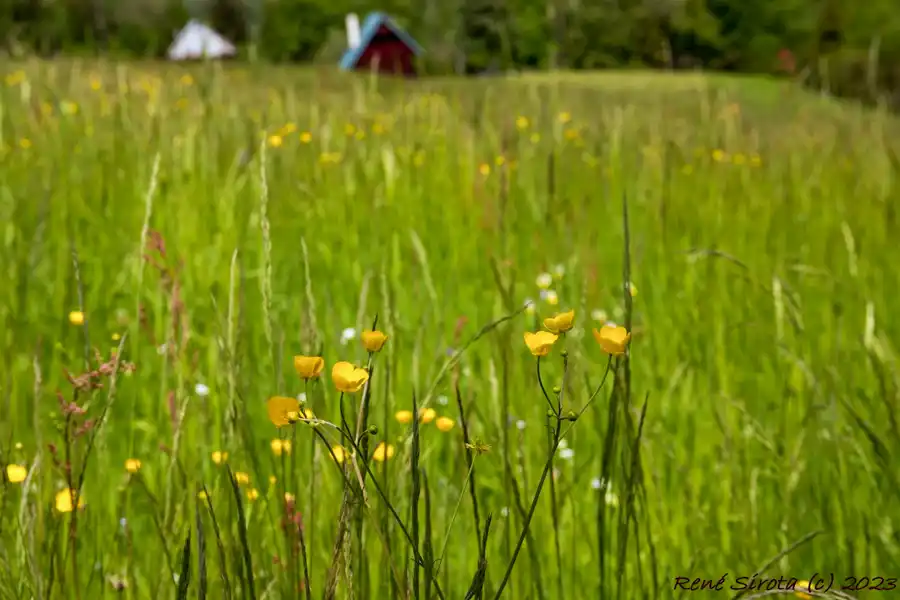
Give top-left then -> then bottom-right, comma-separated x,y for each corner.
2,0 -> 900,106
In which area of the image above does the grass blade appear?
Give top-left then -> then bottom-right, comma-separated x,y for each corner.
227,467 -> 256,600
175,529 -> 191,600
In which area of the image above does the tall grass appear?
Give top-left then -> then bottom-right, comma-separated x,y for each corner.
1,58 -> 899,599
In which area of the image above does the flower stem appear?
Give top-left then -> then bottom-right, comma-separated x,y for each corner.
536,357 -> 558,418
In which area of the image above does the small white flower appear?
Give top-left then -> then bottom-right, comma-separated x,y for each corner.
195,383 -> 209,397
515,419 -> 526,430
559,447 -> 575,460
552,264 -> 565,279
156,343 -> 167,355
437,395 -> 449,406
297,392 -> 307,403
119,517 -> 127,528
340,327 -> 357,345
590,477 -> 602,490
605,321 -> 618,328
591,309 -> 608,322
558,438 -> 569,449
536,273 -> 553,289
605,491 -> 619,507
500,506 -> 510,517
541,290 -> 559,305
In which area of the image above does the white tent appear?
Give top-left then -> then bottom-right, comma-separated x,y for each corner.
167,20 -> 236,60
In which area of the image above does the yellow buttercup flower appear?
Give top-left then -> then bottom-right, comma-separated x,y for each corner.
69,311 -> 85,325
124,459 -> 142,473
361,330 -> 388,353
293,355 -> 324,379
246,488 -> 259,501
523,331 -> 558,357
299,131 -> 312,143
270,439 -> 292,456
516,116 -> 529,130
478,163 -> 490,176
793,581 -> 812,599
55,488 -> 85,513
234,471 -> 250,485
211,451 -> 229,464
6,464 -> 26,483
395,410 -> 413,424
197,490 -> 209,500
372,442 -> 395,462
330,446 -> 346,464
543,310 -> 575,334
267,396 -> 301,427
592,325 -> 631,356
435,417 -> 455,432
267,134 -> 283,148
331,362 -> 369,393
419,408 -> 436,424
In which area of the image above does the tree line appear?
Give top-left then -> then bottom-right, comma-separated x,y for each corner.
3,0 -> 900,107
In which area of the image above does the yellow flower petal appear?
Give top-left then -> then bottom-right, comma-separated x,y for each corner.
419,408 -> 436,424
543,310 -> 575,334
523,331 -> 558,357
330,446 -> 346,463
592,326 -> 631,356
124,458 -> 141,473
372,442 -> 395,462
435,417 -> 455,432
55,488 -> 85,513
361,330 -> 388,353
293,355 -> 325,379
6,464 -> 27,483
267,396 -> 301,427
270,439 -> 293,456
395,410 -> 413,424
331,362 -> 369,393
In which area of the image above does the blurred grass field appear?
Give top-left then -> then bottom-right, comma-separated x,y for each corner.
1,59 -> 900,599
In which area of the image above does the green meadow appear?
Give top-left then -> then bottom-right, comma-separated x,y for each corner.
1,60 -> 899,599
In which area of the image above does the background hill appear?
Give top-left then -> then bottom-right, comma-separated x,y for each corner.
4,0 -> 900,108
